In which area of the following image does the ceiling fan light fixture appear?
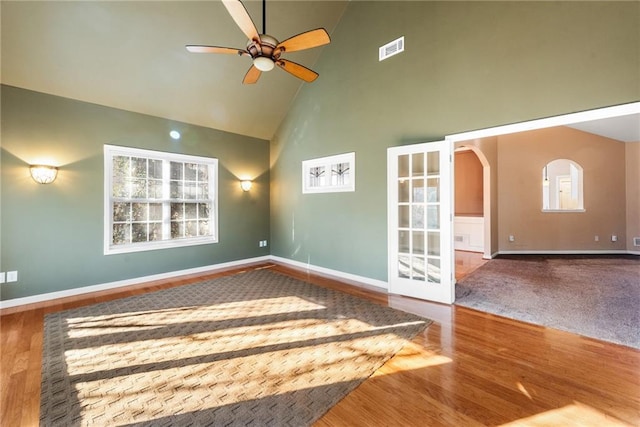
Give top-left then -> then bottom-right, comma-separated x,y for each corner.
186,0 -> 330,83
253,56 -> 275,72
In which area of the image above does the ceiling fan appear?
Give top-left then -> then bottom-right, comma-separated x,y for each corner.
186,0 -> 331,84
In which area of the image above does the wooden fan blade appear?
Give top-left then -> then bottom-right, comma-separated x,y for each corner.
186,45 -> 248,56
222,0 -> 259,42
277,28 -> 330,53
243,65 -> 262,84
276,59 -> 319,83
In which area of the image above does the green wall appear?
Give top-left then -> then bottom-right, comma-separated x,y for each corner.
1,85 -> 270,301
270,1 -> 640,281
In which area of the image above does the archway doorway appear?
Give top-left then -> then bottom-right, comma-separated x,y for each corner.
453,146 -> 490,280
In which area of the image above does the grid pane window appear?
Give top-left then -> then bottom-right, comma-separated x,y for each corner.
105,145 -> 217,254
396,150 -> 441,284
302,152 -> 355,194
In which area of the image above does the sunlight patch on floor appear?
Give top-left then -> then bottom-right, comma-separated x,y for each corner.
65,296 -> 327,338
516,381 -> 533,400
499,401 -> 630,426
69,332 -> 411,424
372,341 -> 452,377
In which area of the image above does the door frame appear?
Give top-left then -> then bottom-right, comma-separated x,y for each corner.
446,101 -> 640,261
453,145 -> 492,259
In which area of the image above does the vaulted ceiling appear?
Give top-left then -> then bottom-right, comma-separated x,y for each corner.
1,1 -> 348,140
3,1 -> 637,143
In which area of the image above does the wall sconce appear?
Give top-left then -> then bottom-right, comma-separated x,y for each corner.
240,180 -> 252,192
30,165 -> 59,184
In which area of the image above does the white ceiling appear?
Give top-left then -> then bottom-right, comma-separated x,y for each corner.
1,0 -> 348,140
567,114 -> 640,143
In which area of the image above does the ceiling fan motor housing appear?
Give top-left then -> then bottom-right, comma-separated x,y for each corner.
247,34 -> 281,60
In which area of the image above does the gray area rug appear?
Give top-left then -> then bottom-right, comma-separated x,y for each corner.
455,255 -> 640,349
40,268 -> 430,426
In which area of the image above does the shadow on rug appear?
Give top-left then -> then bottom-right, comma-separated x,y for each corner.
455,255 -> 640,349
40,268 -> 430,426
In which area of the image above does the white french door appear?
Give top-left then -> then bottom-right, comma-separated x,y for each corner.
387,140 -> 454,304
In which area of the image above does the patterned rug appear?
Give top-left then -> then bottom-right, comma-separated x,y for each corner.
40,268 -> 430,426
456,255 -> 640,349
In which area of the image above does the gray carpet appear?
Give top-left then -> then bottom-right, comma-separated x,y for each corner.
40,268 -> 430,426
455,255 -> 640,349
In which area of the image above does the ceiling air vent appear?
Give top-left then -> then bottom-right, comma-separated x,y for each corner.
379,36 -> 404,61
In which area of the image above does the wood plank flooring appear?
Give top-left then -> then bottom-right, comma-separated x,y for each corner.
1,259 -> 639,426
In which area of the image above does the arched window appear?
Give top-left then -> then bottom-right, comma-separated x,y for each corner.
542,159 -> 584,211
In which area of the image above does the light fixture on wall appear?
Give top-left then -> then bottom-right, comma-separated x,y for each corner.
30,165 -> 58,184
543,166 -> 549,187
240,180 -> 252,192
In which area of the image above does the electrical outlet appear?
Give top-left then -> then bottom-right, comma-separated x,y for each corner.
263,240 -> 268,247
0,272 -> 5,284
611,235 -> 618,242
509,235 -> 515,242
7,271 -> 18,282
594,235 -> 599,242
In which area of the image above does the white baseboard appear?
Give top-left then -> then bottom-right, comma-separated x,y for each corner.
269,255 -> 388,291
497,250 -> 633,255
4,249 -> 634,311
0,256 -> 271,310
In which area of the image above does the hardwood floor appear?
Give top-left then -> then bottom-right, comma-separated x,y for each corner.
455,250 -> 488,280
2,261 -> 638,426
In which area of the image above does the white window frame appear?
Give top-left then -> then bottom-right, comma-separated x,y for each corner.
302,152 -> 355,194
104,145 -> 218,255
541,158 -> 585,212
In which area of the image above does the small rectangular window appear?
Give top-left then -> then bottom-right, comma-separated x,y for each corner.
302,152 -> 355,194
104,145 -> 218,254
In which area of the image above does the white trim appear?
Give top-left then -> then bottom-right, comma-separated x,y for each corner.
269,255 -> 388,291
627,250 -> 640,256
447,102 -> 640,142
498,250 -> 631,255
0,256 -> 270,310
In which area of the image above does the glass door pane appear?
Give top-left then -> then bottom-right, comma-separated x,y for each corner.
398,155 -> 410,178
427,152 -> 439,175
412,153 -> 424,176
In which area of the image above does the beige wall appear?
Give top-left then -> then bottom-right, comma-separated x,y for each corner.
626,142 -> 640,252
498,126 -> 627,252
455,151 -> 483,216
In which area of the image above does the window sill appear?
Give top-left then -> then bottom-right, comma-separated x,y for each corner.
105,237 -> 217,255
